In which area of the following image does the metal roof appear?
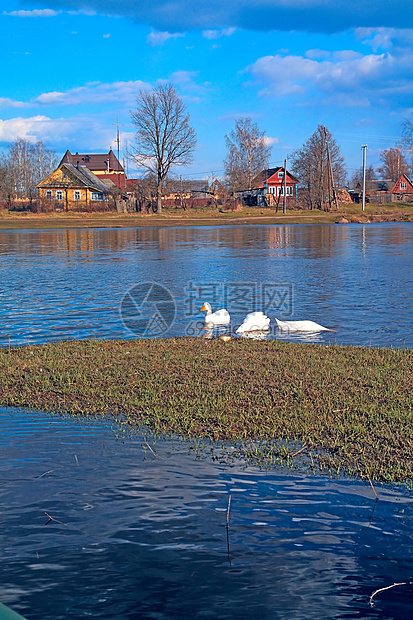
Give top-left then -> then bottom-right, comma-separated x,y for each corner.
59,149 -> 124,172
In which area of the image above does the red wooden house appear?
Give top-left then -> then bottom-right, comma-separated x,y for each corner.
390,173 -> 413,201
252,167 -> 299,199
237,167 -> 299,206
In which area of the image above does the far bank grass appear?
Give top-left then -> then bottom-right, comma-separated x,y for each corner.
1,338 -> 412,484
0,202 -> 412,229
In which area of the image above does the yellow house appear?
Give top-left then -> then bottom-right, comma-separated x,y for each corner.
37,163 -> 113,211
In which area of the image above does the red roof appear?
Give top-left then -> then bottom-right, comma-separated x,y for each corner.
251,167 -> 300,189
390,173 -> 413,194
59,149 -> 124,173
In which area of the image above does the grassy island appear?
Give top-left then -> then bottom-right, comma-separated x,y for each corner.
1,338 -> 412,485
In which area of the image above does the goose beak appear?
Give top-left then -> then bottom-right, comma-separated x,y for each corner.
200,304 -> 207,312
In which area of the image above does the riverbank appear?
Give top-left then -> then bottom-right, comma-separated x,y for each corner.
1,203 -> 412,229
1,338 -> 412,484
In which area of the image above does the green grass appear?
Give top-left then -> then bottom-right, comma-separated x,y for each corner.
0,202 -> 412,229
1,338 -> 412,483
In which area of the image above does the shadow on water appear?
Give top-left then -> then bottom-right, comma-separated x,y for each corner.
0,223 -> 412,348
1,408 -> 413,619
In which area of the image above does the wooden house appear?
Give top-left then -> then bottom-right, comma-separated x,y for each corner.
59,149 -> 126,189
37,163 -> 113,211
236,167 -> 300,207
390,173 -> 413,201
351,176 -> 413,203
352,179 -> 391,203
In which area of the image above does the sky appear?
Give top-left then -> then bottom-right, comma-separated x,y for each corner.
2,0 -> 413,182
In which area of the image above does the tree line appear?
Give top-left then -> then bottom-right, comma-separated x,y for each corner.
0,140 -> 58,208
1,81 -> 413,212
129,82 -> 413,212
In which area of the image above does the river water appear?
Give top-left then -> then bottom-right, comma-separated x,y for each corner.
0,223 -> 412,619
0,223 -> 412,347
1,407 -> 413,620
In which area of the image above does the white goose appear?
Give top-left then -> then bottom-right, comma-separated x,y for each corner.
200,303 -> 230,325
236,312 -> 270,334
276,318 -> 332,332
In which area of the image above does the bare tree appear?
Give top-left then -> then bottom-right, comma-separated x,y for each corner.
377,147 -> 408,182
401,120 -> 413,151
0,156 -> 14,209
224,118 -> 271,192
136,173 -> 158,213
350,164 -> 375,187
131,83 -> 197,214
1,139 -> 58,206
291,125 -> 346,210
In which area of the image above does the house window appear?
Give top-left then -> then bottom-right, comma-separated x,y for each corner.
277,186 -> 293,196
56,190 -> 63,200
400,182 -> 407,190
74,190 -> 81,201
91,192 -> 104,201
277,171 -> 284,178
45,190 -> 52,199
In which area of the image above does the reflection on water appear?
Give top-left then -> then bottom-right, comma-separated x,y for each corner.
1,407 -> 412,620
0,223 -> 412,348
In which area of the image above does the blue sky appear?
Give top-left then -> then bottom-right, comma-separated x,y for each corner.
2,0 -> 413,181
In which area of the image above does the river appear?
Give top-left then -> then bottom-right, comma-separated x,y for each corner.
0,223 -> 412,619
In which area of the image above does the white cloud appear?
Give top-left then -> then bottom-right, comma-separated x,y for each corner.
34,80 -> 151,107
147,30 -> 184,46
0,116 -> 66,142
165,71 -> 209,101
332,50 -> 362,61
356,27 -> 413,52
0,97 -> 27,110
0,74 -> 206,114
0,114 -> 135,151
263,136 -> 279,146
169,70 -> 198,85
3,9 -> 58,17
305,49 -> 330,60
247,47 -> 413,104
202,27 -> 235,40
103,33 -> 110,38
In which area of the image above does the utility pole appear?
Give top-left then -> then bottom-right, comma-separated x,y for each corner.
283,158 -> 287,214
323,126 -> 338,210
125,141 -> 130,176
111,117 -> 125,165
361,145 -> 367,212
111,116 -> 126,190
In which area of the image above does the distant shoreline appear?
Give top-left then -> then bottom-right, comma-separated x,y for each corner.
0,204 -> 412,229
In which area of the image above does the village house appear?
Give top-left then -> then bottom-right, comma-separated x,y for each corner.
161,179 -> 226,207
390,173 -> 413,201
236,167 -> 300,207
59,149 -> 128,190
37,162 -> 113,211
351,174 -> 413,203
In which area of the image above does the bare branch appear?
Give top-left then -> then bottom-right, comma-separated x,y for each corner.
224,118 -> 271,192
290,125 -> 346,210
130,82 -> 197,213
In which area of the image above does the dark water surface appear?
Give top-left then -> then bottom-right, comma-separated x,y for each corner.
1,224 -> 413,618
1,408 -> 413,620
0,223 -> 412,347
